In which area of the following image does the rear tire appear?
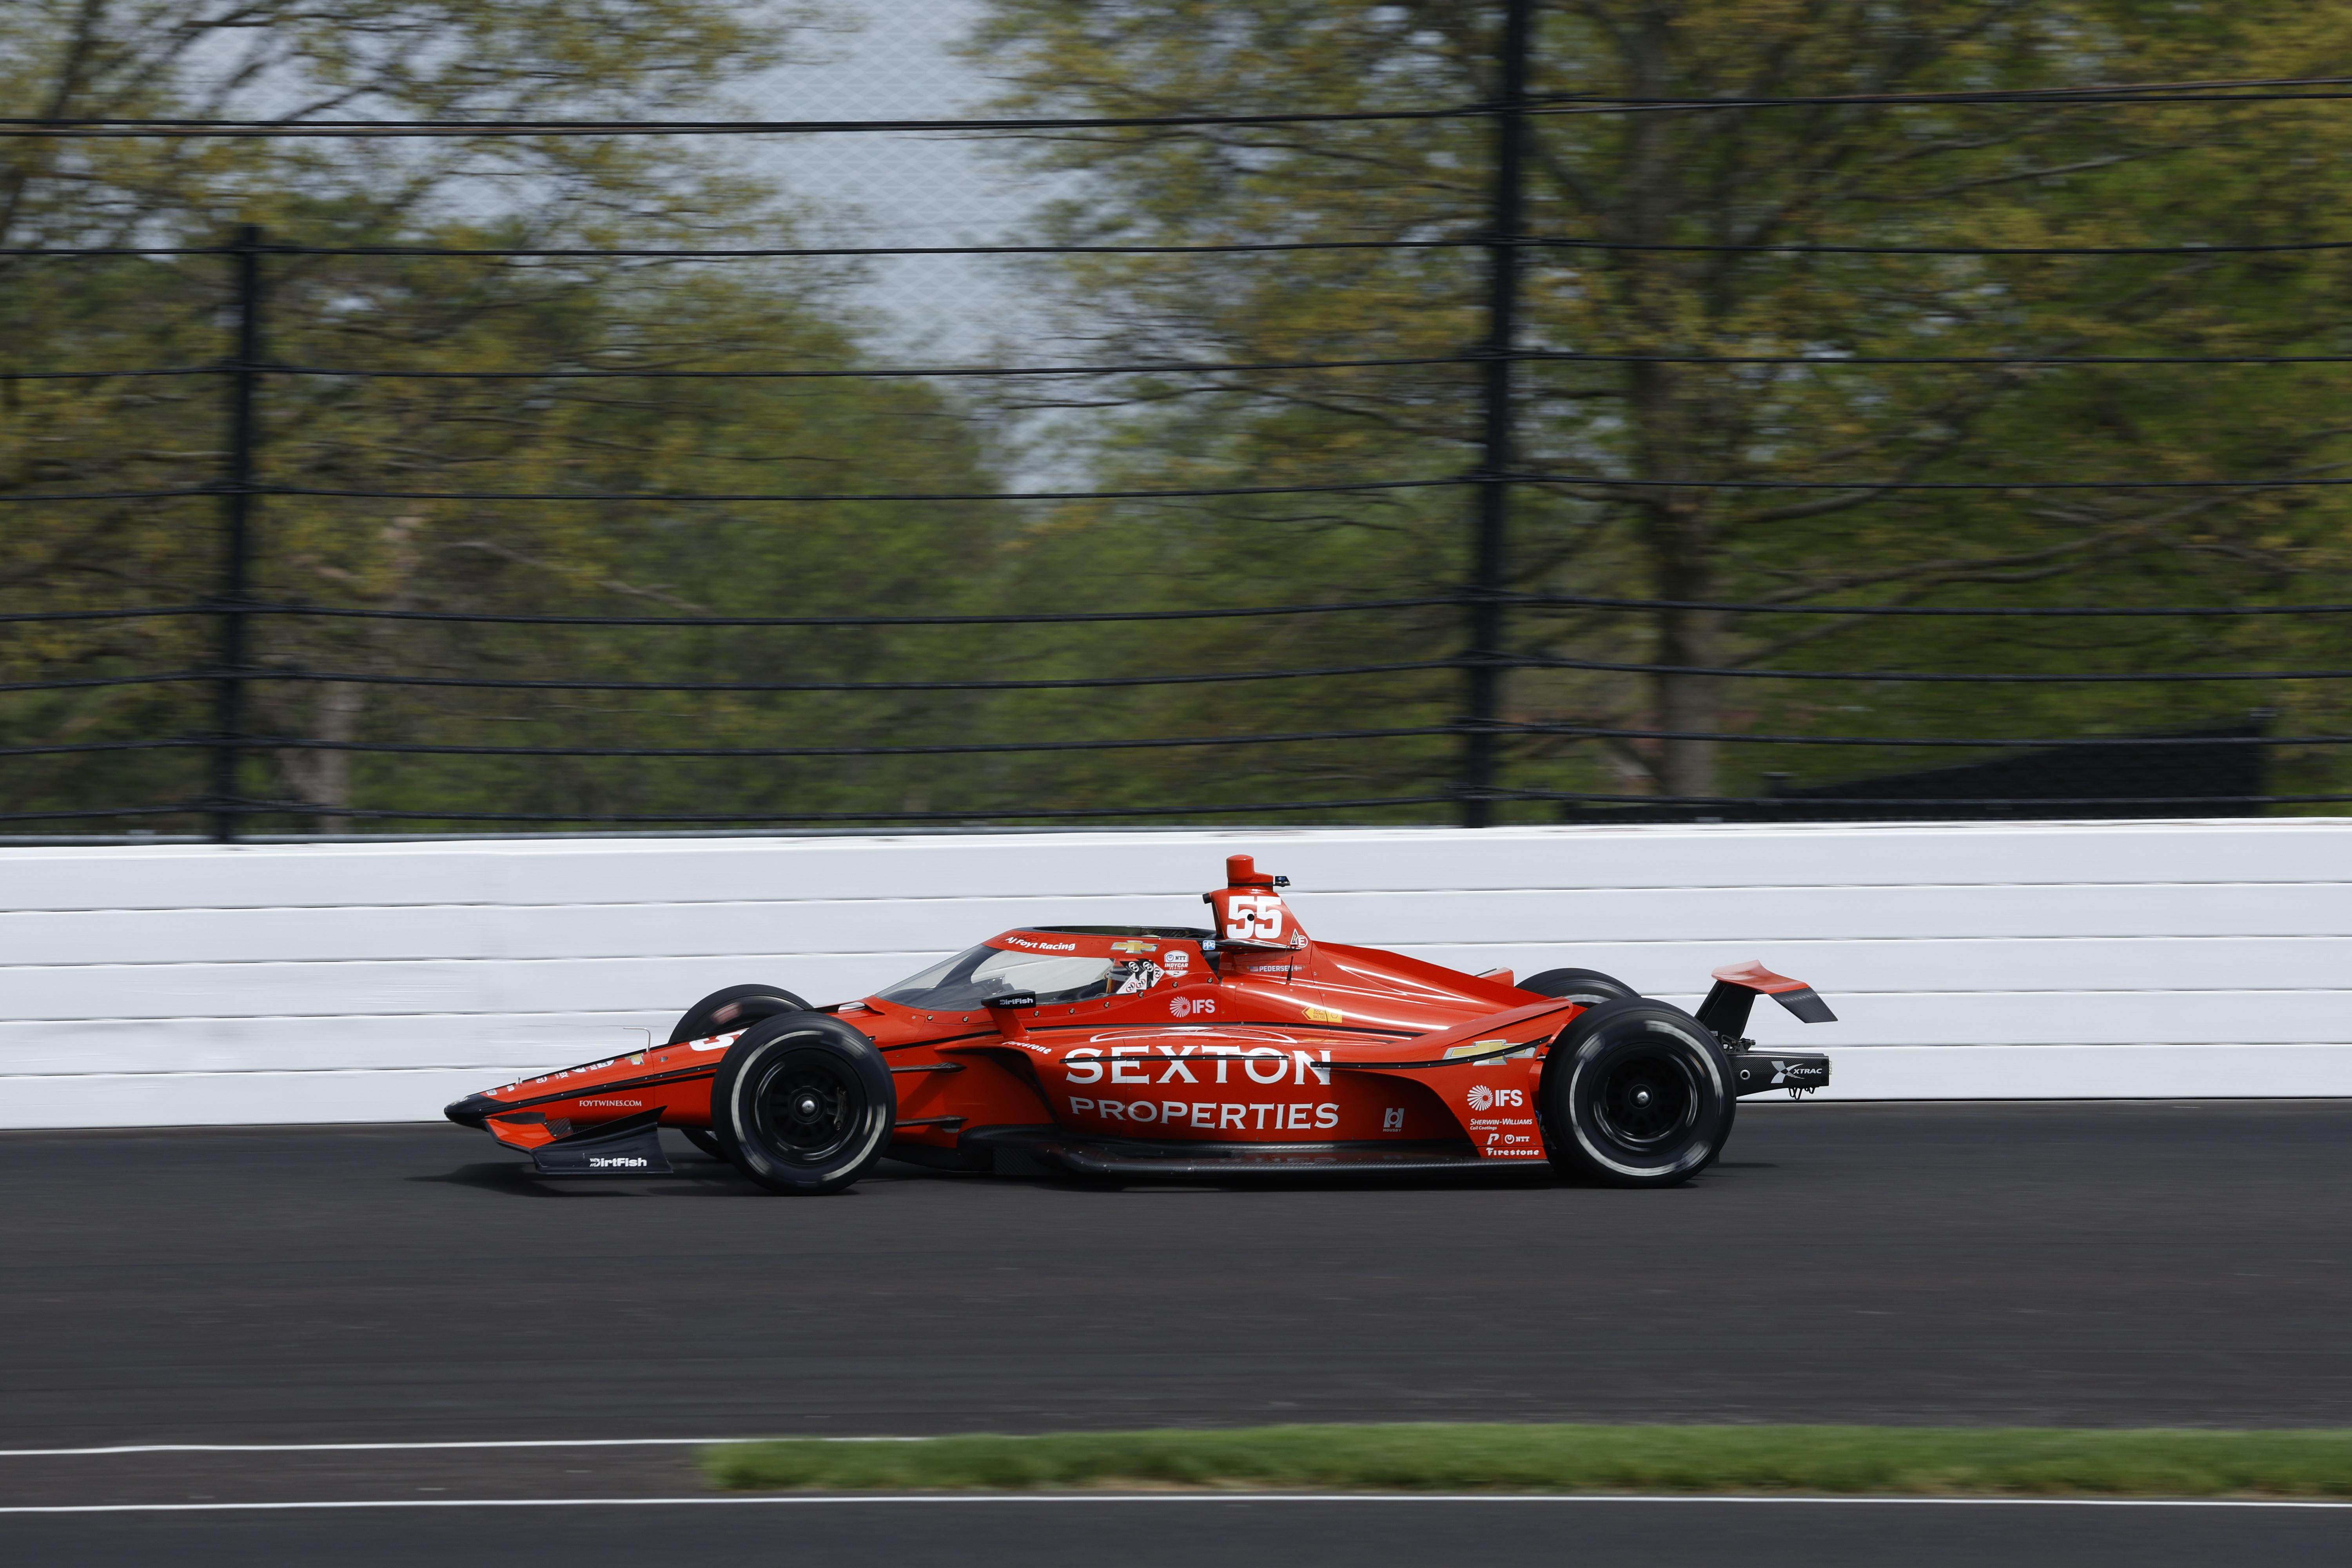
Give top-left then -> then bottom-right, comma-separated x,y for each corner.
1521,967 -> 1639,1006
681,1127 -> 726,1160
712,1013 -> 895,1195
1704,1093 -> 1737,1171
1540,1000 -> 1729,1189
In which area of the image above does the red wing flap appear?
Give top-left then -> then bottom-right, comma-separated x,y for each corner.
1709,960 -> 1809,993
1699,961 -> 1838,1030
484,1113 -> 561,1152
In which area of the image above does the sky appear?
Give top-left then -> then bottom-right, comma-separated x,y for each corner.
731,0 -> 1081,363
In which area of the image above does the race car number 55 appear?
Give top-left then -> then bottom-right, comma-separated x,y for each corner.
1225,894 -> 1284,943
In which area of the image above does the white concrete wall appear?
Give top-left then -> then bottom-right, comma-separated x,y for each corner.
4,820 -> 2348,1127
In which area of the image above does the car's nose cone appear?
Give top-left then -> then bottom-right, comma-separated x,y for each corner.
444,1093 -> 502,1128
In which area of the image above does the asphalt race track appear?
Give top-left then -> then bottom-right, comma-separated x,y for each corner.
9,1497 -> 2352,1568
5,1102 -> 2351,1564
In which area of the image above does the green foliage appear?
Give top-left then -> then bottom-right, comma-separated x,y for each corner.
706,1421 -> 2352,1495
11,2 -> 2352,830
0,0 -> 1051,831
969,0 -> 2352,812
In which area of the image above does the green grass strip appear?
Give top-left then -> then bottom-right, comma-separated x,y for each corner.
704,1423 -> 2352,1498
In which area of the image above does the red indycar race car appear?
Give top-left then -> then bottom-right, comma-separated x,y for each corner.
446,855 -> 1833,1191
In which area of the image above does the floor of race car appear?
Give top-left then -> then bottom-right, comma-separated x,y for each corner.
4,1102 -> 2350,1566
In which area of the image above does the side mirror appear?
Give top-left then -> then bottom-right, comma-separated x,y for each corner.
983,990 -> 1038,1041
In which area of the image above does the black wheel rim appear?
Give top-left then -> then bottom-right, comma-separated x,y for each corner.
749,1047 -> 864,1165
1591,1046 -> 1698,1152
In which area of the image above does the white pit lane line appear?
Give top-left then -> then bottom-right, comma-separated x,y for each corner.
0,1437 -> 917,1457
4,1495 -> 2351,1517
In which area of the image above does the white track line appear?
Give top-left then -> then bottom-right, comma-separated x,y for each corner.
0,1437 -> 911,1458
4,1494 -> 2351,1517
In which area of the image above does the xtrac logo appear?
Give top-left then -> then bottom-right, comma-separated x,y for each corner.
1465,1085 -> 1523,1112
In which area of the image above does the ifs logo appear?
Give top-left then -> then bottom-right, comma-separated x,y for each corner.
1466,1085 -> 1523,1111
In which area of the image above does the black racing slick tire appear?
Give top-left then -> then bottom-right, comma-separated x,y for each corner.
712,1012 -> 895,1195
673,987 -> 809,1165
1521,967 -> 1639,1006
1540,1000 -> 1730,1189
668,983 -> 812,1046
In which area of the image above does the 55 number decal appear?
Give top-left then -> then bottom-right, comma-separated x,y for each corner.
1224,893 -> 1285,943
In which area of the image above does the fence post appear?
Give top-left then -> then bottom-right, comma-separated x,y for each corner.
210,223 -> 262,842
1461,0 -> 1531,828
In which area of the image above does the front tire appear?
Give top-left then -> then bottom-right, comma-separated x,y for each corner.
669,983 -> 812,1046
671,985 -> 811,1160
712,1013 -> 895,1195
1540,1000 -> 1729,1188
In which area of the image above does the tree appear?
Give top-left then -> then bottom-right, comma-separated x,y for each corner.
968,1 -> 2352,812
0,0 -> 1030,831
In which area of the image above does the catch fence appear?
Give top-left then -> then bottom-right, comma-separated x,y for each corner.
6,6 -> 2352,837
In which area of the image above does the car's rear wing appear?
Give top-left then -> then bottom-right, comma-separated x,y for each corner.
1695,960 -> 1837,1037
